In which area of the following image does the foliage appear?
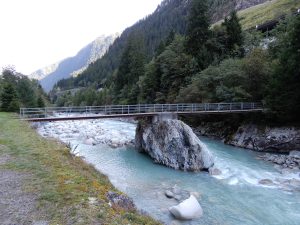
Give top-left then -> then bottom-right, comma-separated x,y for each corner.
113,33 -> 146,104
266,15 -> 300,121
0,68 -> 47,111
222,10 -> 244,57
185,0 -> 211,68
1,82 -> 19,112
177,48 -> 272,103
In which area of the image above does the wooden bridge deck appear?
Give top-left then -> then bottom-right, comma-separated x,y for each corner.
20,103 -> 263,122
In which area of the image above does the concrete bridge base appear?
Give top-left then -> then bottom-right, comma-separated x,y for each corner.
152,113 -> 178,123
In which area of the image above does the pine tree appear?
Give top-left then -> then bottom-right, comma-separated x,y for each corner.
37,96 -> 45,108
185,0 -> 211,69
267,15 -> 300,121
1,83 -> 19,112
113,33 -> 145,104
222,10 -> 244,57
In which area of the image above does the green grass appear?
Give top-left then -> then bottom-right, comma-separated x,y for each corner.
0,112 -> 160,225
213,0 -> 300,29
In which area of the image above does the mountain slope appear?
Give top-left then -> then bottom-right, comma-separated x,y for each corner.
30,62 -> 60,80
238,0 -> 300,29
54,0 -> 270,92
32,34 -> 117,92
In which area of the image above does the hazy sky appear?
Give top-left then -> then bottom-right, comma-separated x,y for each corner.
0,0 -> 163,75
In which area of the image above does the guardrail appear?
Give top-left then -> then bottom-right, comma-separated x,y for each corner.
20,102 -> 263,120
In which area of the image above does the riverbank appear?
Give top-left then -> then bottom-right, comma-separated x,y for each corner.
0,113 -> 160,225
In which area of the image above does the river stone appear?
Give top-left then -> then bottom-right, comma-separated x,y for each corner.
169,195 -> 203,220
290,150 -> 300,159
209,167 -> 222,176
135,119 -> 214,171
84,138 -> 95,145
259,179 -> 274,185
165,190 -> 174,198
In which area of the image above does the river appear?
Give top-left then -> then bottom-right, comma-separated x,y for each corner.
37,119 -> 300,225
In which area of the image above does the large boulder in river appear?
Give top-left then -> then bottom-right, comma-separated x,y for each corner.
135,119 -> 214,171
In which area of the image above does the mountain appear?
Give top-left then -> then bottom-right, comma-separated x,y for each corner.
31,34 -> 117,92
29,62 -> 60,80
54,0 -> 270,92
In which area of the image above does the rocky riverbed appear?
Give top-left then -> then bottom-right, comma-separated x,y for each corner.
35,119 -> 136,148
258,150 -> 300,171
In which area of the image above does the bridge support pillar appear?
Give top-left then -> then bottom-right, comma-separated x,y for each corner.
152,113 -> 178,123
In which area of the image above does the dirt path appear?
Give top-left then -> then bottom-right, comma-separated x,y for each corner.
0,155 -> 48,225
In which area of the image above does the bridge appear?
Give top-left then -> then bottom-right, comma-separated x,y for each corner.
20,102 -> 263,122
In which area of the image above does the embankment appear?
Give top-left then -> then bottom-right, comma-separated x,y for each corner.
0,113 -> 160,225
184,114 -> 300,153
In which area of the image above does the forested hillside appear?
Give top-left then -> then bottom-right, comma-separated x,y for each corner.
51,0 -> 300,122
0,68 -> 47,111
53,0 -> 268,92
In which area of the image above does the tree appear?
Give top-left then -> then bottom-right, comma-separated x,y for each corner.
113,32 -> 146,104
242,48 -> 271,101
138,59 -> 161,103
1,82 -> 19,112
157,35 -> 197,103
222,10 -> 244,57
17,78 -> 37,107
185,0 -> 211,69
37,96 -> 45,108
267,15 -> 300,121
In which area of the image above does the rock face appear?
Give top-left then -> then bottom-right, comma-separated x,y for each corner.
135,119 -> 214,171
195,122 -> 300,153
228,125 -> 300,153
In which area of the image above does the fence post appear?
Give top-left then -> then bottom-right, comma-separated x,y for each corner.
241,102 -> 244,110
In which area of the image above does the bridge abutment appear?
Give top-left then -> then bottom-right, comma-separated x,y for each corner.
152,113 -> 178,123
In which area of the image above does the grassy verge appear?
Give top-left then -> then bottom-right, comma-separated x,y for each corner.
0,112 -> 160,225
213,0 -> 300,29
239,0 -> 300,29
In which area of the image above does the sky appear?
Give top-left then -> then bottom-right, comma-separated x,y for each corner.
0,0 -> 163,75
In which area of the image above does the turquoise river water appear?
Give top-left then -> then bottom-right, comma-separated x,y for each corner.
40,120 -> 300,225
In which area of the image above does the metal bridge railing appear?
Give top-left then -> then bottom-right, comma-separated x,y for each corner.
19,102 -> 263,119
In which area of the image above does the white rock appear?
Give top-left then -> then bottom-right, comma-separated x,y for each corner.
84,138 -> 95,145
169,195 -> 203,220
